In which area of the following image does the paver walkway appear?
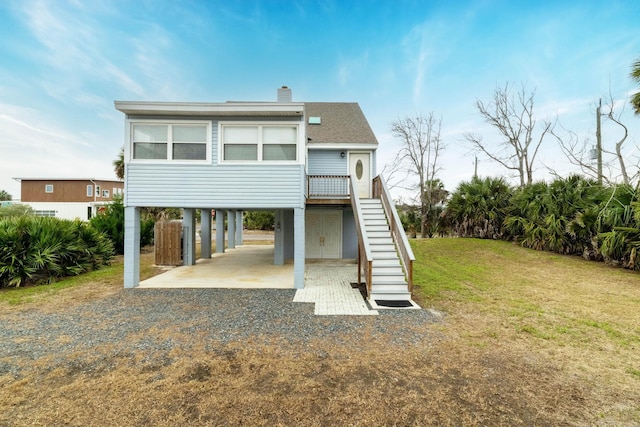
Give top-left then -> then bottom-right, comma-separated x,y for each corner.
294,262 -> 378,316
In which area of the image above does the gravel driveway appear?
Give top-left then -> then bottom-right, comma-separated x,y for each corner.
0,288 -> 441,379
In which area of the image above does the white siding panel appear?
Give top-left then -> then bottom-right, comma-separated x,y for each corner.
372,150 -> 377,177
308,150 -> 348,175
126,164 -> 304,208
25,202 -> 90,221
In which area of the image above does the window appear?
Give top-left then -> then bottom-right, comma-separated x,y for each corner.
34,210 -> 56,217
221,124 -> 298,162
131,122 -> 210,162
87,185 -> 93,197
95,185 -> 101,197
102,190 -> 109,198
45,184 -> 53,193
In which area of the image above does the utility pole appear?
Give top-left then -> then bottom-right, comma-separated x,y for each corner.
596,98 -> 603,185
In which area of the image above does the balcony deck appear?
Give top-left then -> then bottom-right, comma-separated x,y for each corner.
306,175 -> 351,205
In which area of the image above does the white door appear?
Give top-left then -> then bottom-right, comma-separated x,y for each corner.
349,152 -> 371,199
305,210 -> 342,259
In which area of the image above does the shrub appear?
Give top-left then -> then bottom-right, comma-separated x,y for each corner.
89,195 -> 154,254
444,176 -> 512,239
244,211 -> 274,230
0,217 -> 114,288
0,204 -> 34,218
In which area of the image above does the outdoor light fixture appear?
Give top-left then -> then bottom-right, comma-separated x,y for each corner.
340,151 -> 345,158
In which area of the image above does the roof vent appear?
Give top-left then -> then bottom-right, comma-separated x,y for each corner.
308,116 -> 321,125
277,86 -> 292,103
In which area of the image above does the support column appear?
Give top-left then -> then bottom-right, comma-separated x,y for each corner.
124,206 -> 140,288
274,210 -> 284,265
201,209 -> 212,258
235,210 -> 243,245
293,207 -> 305,289
228,210 -> 236,249
216,210 -> 225,253
183,208 -> 196,265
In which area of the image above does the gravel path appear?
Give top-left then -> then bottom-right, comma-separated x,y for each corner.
0,289 -> 441,379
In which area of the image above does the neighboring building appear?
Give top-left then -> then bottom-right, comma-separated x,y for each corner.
14,178 -> 124,221
115,87 -> 414,303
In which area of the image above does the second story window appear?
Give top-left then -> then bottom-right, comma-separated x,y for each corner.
45,184 -> 53,193
131,122 -> 210,162
87,185 -> 93,197
102,190 -> 110,198
221,124 -> 299,163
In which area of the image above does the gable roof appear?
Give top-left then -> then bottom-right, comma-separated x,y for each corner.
304,102 -> 378,146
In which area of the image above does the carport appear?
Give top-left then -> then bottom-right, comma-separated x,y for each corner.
138,245 -> 294,289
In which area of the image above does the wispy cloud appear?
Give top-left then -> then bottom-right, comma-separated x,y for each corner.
336,51 -> 370,87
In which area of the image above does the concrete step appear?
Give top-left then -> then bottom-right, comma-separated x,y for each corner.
372,266 -> 405,276
371,275 -> 408,285
367,231 -> 392,238
365,225 -> 389,232
370,244 -> 397,252
371,251 -> 399,260
372,259 -> 402,268
364,218 -> 389,228
368,237 -> 394,245
362,214 -> 386,221
369,291 -> 413,301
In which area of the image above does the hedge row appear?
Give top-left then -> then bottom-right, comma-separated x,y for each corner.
0,217 -> 114,288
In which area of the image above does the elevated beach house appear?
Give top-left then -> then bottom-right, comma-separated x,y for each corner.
115,87 -> 414,302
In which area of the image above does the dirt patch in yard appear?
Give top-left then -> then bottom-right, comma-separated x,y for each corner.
0,335 -> 611,426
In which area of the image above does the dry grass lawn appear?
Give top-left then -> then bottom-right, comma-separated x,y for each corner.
1,238 -> 639,426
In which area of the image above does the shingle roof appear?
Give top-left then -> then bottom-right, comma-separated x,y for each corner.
304,102 -> 378,145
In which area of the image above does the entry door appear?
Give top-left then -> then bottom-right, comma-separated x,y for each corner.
349,152 -> 371,198
305,210 -> 342,259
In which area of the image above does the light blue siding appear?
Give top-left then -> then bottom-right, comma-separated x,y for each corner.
308,150 -> 348,175
342,207 -> 357,258
127,164 -> 304,208
126,119 -> 305,209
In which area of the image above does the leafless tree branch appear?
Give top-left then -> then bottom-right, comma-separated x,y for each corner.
465,82 -> 552,187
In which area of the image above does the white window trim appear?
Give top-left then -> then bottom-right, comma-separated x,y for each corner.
102,190 -> 110,198
87,185 -> 93,197
128,119 -> 212,164
45,184 -> 54,193
218,121 -> 303,165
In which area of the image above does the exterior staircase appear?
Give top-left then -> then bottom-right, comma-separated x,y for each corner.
359,199 -> 412,302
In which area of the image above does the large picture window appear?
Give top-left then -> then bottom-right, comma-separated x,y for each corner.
221,124 -> 298,162
131,122 -> 210,162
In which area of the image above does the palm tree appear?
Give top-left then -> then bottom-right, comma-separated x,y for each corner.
113,147 -> 124,180
445,176 -> 512,239
422,179 -> 449,237
631,58 -> 640,114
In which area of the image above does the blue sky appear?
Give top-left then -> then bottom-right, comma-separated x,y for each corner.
1,0 -> 639,201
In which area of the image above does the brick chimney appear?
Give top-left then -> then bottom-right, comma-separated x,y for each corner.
277,86 -> 292,103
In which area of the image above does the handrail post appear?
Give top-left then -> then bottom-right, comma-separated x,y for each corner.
357,244 -> 361,284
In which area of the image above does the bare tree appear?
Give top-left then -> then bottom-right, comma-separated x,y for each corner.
464,83 -> 553,188
604,96 -> 632,184
390,113 -> 444,238
552,93 -> 638,186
